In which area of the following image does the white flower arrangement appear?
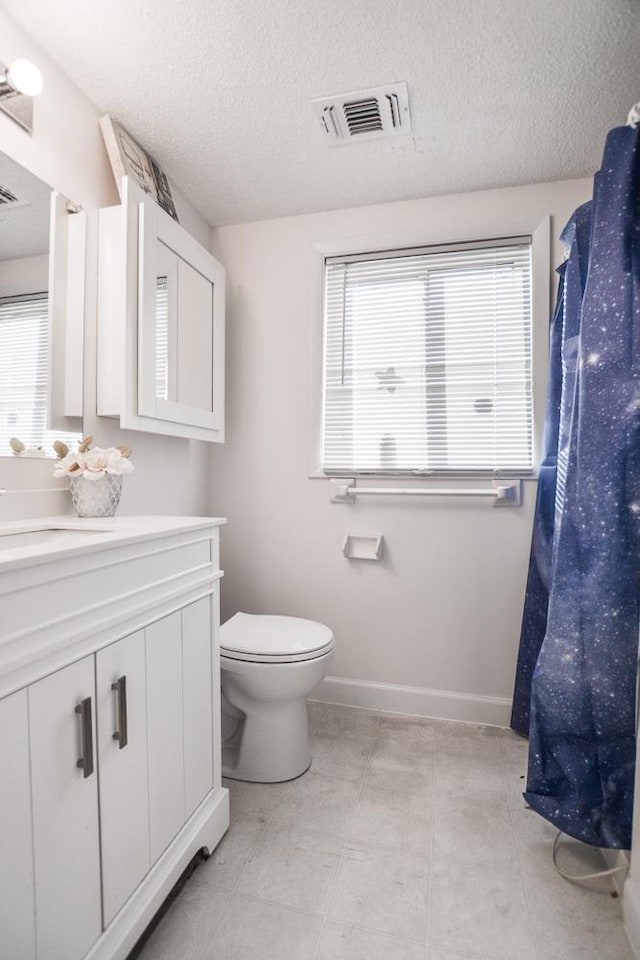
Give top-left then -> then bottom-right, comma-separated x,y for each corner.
52,436 -> 134,482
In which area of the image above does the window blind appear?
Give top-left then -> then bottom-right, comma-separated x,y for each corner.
322,239 -> 533,475
155,276 -> 169,400
0,294 -> 81,456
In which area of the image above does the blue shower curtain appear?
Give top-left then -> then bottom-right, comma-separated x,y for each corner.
513,124 -> 640,850
510,263 -> 565,735
511,202 -> 592,735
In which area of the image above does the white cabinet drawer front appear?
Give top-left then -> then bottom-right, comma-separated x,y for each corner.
96,630 -> 150,926
29,656 -> 101,960
182,597 -> 214,816
0,689 -> 35,960
0,536 -> 213,678
146,612 -> 185,863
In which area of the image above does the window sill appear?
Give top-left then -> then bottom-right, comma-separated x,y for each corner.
307,467 -> 539,481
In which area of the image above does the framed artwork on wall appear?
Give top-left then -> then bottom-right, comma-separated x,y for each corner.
99,115 -> 179,222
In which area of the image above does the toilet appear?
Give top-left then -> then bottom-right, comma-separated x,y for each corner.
220,612 -> 335,783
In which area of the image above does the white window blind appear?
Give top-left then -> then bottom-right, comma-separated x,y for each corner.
0,294 -> 81,456
322,238 -> 533,475
155,275 -> 169,400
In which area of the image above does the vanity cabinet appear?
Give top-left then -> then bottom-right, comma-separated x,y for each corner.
0,690 -> 36,960
97,178 -> 225,442
96,629 -> 149,928
146,601 -> 214,865
29,656 -> 102,960
0,517 -> 228,960
0,662 -> 102,960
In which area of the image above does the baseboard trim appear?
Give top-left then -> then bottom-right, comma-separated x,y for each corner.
624,874 -> 640,959
311,675 -> 512,726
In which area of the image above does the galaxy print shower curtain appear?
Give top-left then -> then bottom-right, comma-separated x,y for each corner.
513,125 -> 640,850
511,202 -> 592,735
510,263 -> 565,735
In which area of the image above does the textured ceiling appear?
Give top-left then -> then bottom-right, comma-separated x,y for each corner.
2,0 -> 640,226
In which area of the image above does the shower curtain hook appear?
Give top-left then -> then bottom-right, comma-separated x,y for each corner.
627,102 -> 640,127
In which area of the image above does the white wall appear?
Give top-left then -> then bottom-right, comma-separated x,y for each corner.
0,8 -> 212,521
0,253 -> 48,297
209,177 -> 591,723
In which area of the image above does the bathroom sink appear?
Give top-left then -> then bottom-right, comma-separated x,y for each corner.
0,525 -> 112,551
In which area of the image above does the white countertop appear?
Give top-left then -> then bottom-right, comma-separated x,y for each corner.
0,515 -> 226,571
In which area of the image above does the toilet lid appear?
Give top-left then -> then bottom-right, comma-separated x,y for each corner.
220,612 -> 334,663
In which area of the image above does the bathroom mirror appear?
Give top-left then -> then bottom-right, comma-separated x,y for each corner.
0,151 -> 84,457
153,240 -> 214,411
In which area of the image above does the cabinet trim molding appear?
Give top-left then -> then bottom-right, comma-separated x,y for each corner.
0,528 -> 224,698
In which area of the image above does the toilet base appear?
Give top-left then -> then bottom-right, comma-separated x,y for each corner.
222,695 -> 311,783
222,751 -> 311,784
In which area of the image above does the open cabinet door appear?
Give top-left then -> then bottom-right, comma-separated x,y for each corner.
137,193 -> 225,438
47,191 -> 86,431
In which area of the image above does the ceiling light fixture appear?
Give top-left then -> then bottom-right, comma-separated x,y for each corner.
0,59 -> 44,98
0,58 -> 44,133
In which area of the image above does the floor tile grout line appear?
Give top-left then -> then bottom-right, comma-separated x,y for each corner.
190,803 -> 275,958
308,701 -> 382,741
427,723 -> 516,957
425,727 -> 438,956
498,728 -> 543,960
229,810 -> 273,894
193,886 -> 233,960
206,792 -> 276,899
212,887 -> 339,920
203,881 -> 438,949
195,887 -> 340,959
319,917 -> 433,949
310,722 -> 378,960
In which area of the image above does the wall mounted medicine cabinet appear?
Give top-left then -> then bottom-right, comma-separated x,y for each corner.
97,177 -> 225,442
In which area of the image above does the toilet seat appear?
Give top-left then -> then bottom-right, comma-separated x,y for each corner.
220,612 -> 335,664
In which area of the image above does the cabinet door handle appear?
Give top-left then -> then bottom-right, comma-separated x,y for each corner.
75,696 -> 94,778
111,675 -> 128,749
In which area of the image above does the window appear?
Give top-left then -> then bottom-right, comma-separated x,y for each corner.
321,238 -> 533,475
0,293 -> 81,456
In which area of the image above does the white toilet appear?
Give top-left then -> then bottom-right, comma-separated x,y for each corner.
220,612 -> 335,783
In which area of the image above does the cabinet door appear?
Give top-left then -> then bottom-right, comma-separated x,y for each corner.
182,598 -> 214,816
0,690 -> 35,960
29,657 -> 101,960
137,193 -> 225,438
48,191 -> 86,430
146,612 -> 185,863
96,630 -> 150,925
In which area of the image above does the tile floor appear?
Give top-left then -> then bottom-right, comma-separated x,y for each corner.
135,702 -> 633,960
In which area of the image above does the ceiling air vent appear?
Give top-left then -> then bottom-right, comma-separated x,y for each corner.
312,82 -> 411,146
0,184 -> 20,206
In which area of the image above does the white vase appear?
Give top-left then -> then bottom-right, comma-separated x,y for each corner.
69,474 -> 123,518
